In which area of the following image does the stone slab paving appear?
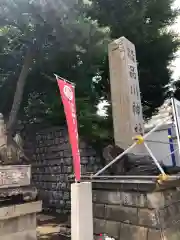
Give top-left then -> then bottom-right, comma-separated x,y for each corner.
37,214 -> 70,240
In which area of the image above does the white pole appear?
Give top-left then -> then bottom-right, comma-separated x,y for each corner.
143,142 -> 165,175
71,182 -> 93,240
171,97 -> 180,159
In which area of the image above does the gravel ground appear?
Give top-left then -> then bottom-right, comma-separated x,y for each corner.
37,214 -> 70,240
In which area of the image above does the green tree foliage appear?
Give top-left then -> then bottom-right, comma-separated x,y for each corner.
0,0 -> 179,146
0,0 -> 109,140
88,0 -> 180,118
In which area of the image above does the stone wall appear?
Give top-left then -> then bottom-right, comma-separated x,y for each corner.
93,182 -> 180,240
0,201 -> 41,240
28,126 -> 102,214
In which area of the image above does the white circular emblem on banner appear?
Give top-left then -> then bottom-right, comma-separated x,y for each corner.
63,85 -> 73,101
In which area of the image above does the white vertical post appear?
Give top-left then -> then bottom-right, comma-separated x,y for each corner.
171,98 -> 180,165
71,182 -> 93,240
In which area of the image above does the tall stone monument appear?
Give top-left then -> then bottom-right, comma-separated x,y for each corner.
91,36 -> 180,240
108,37 -> 144,153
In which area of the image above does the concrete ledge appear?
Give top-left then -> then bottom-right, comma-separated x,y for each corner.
1,229 -> 36,240
92,180 -> 180,192
0,201 -> 42,220
0,213 -> 36,236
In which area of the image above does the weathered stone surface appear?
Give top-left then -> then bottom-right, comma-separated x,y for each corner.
92,182 -> 156,192
105,220 -> 120,239
102,143 -> 180,176
1,230 -> 37,240
93,190 -> 105,203
163,188 -> 180,206
147,229 -> 162,240
137,183 -> 156,192
164,228 -> 180,240
122,192 -> 135,206
138,208 -> 159,228
147,192 -> 165,209
158,204 -> 180,228
0,213 -> 36,236
122,192 -> 147,207
30,127 -> 102,212
107,191 -> 122,205
93,218 -> 106,234
17,213 -> 36,232
0,201 -> 42,220
0,185 -> 37,201
93,191 -> 121,205
120,223 -> 148,240
93,190 -> 122,205
0,165 -> 31,189
105,205 -> 138,224
93,204 -> 105,219
0,201 -> 39,239
92,184 -> 180,240
0,218 -> 18,235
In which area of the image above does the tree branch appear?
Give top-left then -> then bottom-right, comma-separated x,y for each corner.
41,72 -> 56,82
7,46 -> 34,138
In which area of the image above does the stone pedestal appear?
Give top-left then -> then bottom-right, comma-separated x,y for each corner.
0,201 -> 42,240
93,182 -> 180,240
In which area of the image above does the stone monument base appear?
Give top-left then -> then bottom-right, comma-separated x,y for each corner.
93,181 -> 180,240
0,201 -> 42,240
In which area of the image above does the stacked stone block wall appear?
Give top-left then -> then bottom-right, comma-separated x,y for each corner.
93,183 -> 180,240
28,127 -> 102,213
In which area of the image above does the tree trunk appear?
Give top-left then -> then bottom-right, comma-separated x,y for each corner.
7,47 -> 33,139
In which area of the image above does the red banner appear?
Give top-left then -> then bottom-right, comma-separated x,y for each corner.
56,76 -> 81,181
